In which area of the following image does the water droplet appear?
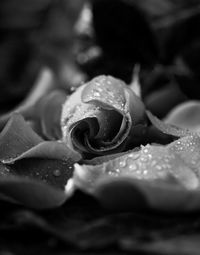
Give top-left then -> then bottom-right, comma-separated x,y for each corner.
128,163 -> 138,171
70,86 -> 77,93
143,170 -> 148,175
93,91 -> 100,97
128,153 -> 140,160
53,169 -> 61,177
119,160 -> 126,167
142,147 -> 149,154
140,156 -> 148,162
155,165 -> 162,171
136,170 -> 142,175
108,171 -> 115,176
115,168 -> 120,173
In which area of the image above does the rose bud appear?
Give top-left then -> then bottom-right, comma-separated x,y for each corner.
61,75 -> 146,158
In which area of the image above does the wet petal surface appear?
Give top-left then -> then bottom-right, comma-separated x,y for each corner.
146,110 -> 192,137
0,113 -> 79,209
72,133 -> 200,211
82,75 -> 127,112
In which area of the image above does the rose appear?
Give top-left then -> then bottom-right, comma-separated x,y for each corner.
61,75 -> 147,157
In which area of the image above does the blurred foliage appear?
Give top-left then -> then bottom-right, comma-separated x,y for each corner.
1,0 -> 200,114
0,0 -> 83,111
75,0 -> 200,114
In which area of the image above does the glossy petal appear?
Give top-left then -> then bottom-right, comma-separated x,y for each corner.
2,141 -> 81,164
38,90 -> 67,140
0,113 -> 80,208
164,100 -> 200,132
169,134 -> 200,176
0,176 -> 68,209
0,113 -> 43,162
71,134 -> 200,211
146,110 -> 192,137
82,75 -> 127,113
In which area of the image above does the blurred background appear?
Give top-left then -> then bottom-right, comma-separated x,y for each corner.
1,0 -> 200,117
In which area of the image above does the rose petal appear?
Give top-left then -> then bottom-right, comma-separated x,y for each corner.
146,110 -> 192,137
2,141 -> 81,164
37,90 -> 67,140
0,100 -> 77,209
71,134 -> 200,211
0,175 -> 68,209
72,163 -> 200,211
73,142 -> 199,191
10,158 -> 74,189
83,148 -> 139,165
0,113 -> 43,162
81,75 -> 127,113
164,100 -> 200,132
169,134 -> 200,175
93,178 -> 200,212
0,112 -> 80,193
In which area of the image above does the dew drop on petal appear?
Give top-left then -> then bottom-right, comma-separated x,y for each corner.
70,86 -> 77,93
168,134 -> 200,174
115,168 -> 120,174
128,163 -> 138,171
128,153 -> 140,160
155,165 -> 162,171
143,170 -> 148,175
93,91 -> 100,97
119,160 -> 127,168
53,169 -> 61,177
82,75 -> 127,112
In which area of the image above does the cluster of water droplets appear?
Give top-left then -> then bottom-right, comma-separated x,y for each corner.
102,134 -> 200,189
169,134 -> 200,174
105,144 -> 175,181
83,76 -> 127,113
